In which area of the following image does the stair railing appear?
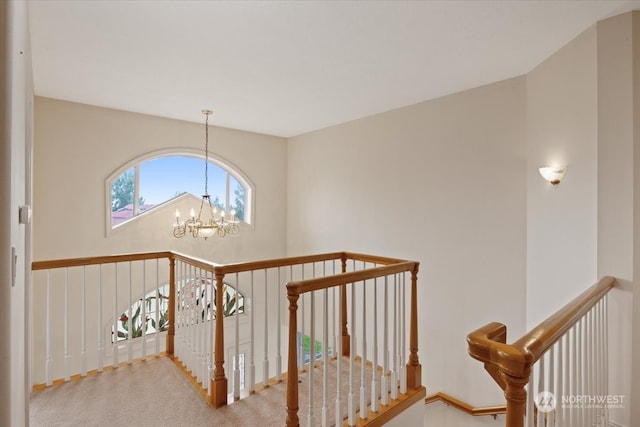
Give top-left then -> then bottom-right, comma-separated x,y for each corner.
285,255 -> 422,427
467,276 -> 616,427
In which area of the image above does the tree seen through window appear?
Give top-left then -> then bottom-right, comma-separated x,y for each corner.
110,155 -> 249,227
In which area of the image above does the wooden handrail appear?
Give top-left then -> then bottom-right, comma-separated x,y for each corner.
425,392 -> 506,417
32,251 -> 173,270
213,252 -> 345,275
286,262 -> 418,295
466,276 -> 616,427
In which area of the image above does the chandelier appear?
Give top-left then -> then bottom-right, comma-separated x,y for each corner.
173,110 -> 240,239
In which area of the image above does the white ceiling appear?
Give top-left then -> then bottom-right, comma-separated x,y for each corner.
28,0 -> 640,138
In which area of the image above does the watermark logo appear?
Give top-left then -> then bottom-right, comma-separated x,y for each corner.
562,394 -> 625,410
533,391 -> 626,412
534,391 -> 556,413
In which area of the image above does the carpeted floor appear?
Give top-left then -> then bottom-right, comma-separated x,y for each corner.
30,357 -> 286,426
30,356 -> 373,427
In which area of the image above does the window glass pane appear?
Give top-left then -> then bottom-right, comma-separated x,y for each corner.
138,156 -> 227,206
111,167 -> 135,226
139,156 -> 196,203
229,175 -> 245,222
110,154 -> 249,229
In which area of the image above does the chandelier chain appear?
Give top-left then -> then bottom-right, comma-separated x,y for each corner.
204,112 -> 209,196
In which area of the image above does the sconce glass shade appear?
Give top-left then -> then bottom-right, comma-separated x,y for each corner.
539,166 -> 566,185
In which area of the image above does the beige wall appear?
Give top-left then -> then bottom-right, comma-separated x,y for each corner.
632,11 -> 640,427
288,76 -> 527,422
526,14 -> 638,426
525,24 -> 598,327
33,97 -> 287,264
597,13 -> 635,427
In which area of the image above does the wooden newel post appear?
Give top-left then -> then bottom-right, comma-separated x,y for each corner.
406,267 -> 422,389
286,291 -> 300,427
167,257 -> 176,356
503,373 -> 528,427
340,256 -> 350,357
210,272 -> 228,408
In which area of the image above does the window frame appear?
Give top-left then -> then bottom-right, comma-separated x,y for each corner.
105,148 -> 254,236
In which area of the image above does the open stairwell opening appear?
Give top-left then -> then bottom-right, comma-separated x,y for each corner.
31,251 -> 425,426
30,251 -> 619,426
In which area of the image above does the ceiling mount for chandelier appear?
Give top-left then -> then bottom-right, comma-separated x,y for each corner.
172,110 -> 240,240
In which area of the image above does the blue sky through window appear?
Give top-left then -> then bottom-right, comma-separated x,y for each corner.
139,156 -> 227,205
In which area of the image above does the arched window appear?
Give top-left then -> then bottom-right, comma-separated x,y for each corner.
106,150 -> 253,232
113,281 -> 245,342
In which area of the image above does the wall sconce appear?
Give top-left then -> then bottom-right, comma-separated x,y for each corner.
539,166 -> 566,185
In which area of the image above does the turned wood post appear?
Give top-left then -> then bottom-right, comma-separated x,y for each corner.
340,255 -> 350,356
286,291 -> 300,427
210,271 -> 228,408
503,373 -> 528,427
167,256 -> 176,356
406,266 -> 422,389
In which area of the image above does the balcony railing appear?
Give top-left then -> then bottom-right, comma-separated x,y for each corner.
32,250 -> 424,426
467,276 -> 616,427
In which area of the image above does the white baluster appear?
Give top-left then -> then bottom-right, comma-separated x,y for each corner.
585,310 -> 595,426
97,265 -> 104,372
300,265 -> 305,371
187,263 -> 193,372
209,270 -> 215,391
526,369 -> 534,427
348,280 -> 357,426
175,261 -> 181,360
234,272 -> 240,400
603,296 -> 610,426
322,287 -> 329,427
263,268 -> 269,387
577,318 -> 583,427
381,275 -> 389,405
331,261 -> 336,358
276,267 -> 282,382
198,268 -> 204,385
549,345 -> 556,427
80,266 -> 87,376
127,262 -> 133,364
155,259 -> 160,356
45,270 -> 53,386
399,272 -> 407,394
360,273 -> 368,420
307,291 -> 316,427
64,268 -> 70,381
335,279 -> 343,427
141,260 -> 146,359
570,323 -> 577,427
371,276 -> 379,413
557,335 -> 564,426
536,353 -> 544,427
390,273 -> 398,400
248,270 -> 255,392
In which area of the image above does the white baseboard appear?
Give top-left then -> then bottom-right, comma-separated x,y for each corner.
609,421 -> 627,427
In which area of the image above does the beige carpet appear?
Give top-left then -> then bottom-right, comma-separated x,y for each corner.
30,356 -> 374,427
